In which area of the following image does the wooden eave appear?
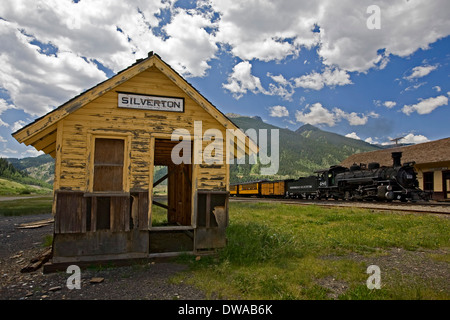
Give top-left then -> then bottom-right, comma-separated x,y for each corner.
12,52 -> 258,158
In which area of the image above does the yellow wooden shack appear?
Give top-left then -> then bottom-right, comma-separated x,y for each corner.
12,52 -> 257,266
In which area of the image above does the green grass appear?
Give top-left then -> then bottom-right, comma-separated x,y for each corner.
0,195 -> 53,216
176,202 -> 450,300
151,202 -> 168,226
0,177 -> 52,195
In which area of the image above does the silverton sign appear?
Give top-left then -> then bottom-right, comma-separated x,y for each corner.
118,92 -> 184,112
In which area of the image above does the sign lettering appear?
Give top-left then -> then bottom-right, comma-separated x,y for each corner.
118,93 -> 184,112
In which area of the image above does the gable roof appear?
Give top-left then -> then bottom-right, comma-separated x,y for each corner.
340,137 -> 450,168
12,52 -> 257,158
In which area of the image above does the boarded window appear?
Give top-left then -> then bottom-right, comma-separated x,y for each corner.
423,172 -> 434,191
93,138 -> 124,192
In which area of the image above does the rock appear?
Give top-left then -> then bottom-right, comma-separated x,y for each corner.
90,277 -> 104,284
49,286 -> 62,292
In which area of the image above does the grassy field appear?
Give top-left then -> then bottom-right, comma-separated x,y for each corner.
0,177 -> 52,196
2,194 -> 448,299
175,202 -> 450,300
0,195 -> 53,216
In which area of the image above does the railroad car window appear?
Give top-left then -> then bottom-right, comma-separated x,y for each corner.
423,172 -> 434,191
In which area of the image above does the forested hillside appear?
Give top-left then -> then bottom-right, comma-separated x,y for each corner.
0,158 -> 52,189
228,115 -> 380,183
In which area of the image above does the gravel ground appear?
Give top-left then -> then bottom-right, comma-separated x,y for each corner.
0,214 -> 207,300
1,213 -> 448,300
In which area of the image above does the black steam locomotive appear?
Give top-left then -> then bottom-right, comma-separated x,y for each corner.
231,152 -> 429,202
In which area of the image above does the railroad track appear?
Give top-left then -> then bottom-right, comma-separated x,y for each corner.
229,197 -> 450,215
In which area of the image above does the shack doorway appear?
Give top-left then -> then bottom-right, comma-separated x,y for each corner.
150,139 -> 193,254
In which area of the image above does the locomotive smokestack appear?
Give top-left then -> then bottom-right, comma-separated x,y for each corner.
392,152 -> 402,167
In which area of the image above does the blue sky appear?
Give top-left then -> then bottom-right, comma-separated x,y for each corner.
0,0 -> 449,158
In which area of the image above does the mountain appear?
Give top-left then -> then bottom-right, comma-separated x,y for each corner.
6,154 -> 55,184
229,116 -> 380,182
0,157 -> 53,194
2,115 -> 380,186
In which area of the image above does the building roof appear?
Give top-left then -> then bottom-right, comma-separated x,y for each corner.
12,52 -> 258,158
340,137 -> 450,168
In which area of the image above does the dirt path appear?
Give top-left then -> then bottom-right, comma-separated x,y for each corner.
0,214 -> 207,300
0,195 -> 51,202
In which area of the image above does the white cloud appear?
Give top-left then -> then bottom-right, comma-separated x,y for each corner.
211,1 -> 450,73
433,86 -> 442,92
0,99 -> 15,127
24,148 -> 44,157
0,19 -> 108,116
222,61 -> 267,99
268,106 -> 289,118
0,135 -> 7,143
404,65 -> 438,80
402,95 -> 448,115
295,103 -> 337,126
365,137 -> 379,144
383,101 -> 397,109
296,103 -> 378,127
400,133 -> 429,144
333,108 -> 379,126
345,132 -> 361,140
11,120 -> 26,132
0,119 -> 9,127
0,1 -> 220,117
318,1 -> 450,72
403,82 -> 427,93
293,67 -> 352,91
0,148 -> 18,156
223,62 -> 296,100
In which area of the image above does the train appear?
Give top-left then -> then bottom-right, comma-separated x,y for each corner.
230,152 -> 429,202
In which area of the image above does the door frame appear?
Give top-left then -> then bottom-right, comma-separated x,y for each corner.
148,133 -> 197,230
443,170 -> 450,199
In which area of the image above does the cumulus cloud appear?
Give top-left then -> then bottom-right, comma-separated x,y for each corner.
268,106 -> 289,118
404,65 -> 438,80
0,1 -> 220,117
400,133 -> 429,144
333,108 -> 379,126
293,68 -> 352,90
11,120 -> 26,132
222,61 -> 267,99
224,62 -> 296,100
402,95 -> 448,115
383,101 -> 397,108
364,137 -> 379,144
345,132 -> 361,140
318,1 -> 450,72
295,103 -> 337,126
433,86 -> 441,92
0,19 -> 108,116
0,99 -> 14,127
296,103 -> 379,127
211,1 -> 450,74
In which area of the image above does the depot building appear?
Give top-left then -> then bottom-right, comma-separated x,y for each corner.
12,52 -> 257,268
340,137 -> 450,201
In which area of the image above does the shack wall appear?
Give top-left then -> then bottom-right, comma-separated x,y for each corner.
57,66 -> 228,193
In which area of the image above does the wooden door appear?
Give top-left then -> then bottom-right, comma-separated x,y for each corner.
443,171 -> 450,199
168,163 -> 192,226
